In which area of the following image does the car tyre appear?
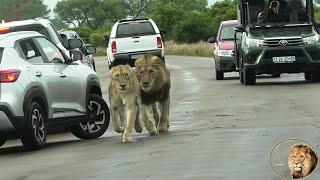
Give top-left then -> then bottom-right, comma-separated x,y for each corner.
21,101 -> 47,149
216,69 -> 224,80
271,74 -> 281,78
0,133 -> 7,147
305,72 -> 311,81
244,68 -> 256,85
239,71 -> 244,84
70,94 -> 110,139
310,71 -> 320,82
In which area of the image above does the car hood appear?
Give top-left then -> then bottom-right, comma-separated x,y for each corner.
218,41 -> 234,50
249,26 -> 315,38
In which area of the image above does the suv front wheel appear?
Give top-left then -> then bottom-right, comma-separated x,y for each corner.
0,133 -> 7,147
243,68 -> 256,85
70,94 -> 110,139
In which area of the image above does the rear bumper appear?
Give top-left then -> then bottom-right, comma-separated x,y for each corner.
0,103 -> 24,132
111,49 -> 164,67
216,56 -> 236,72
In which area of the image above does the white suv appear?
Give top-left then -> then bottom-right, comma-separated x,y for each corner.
106,18 -> 165,69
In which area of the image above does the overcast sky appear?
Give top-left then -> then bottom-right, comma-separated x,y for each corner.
44,0 -> 221,16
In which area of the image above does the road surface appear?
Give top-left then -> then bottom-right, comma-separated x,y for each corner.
0,56 -> 320,180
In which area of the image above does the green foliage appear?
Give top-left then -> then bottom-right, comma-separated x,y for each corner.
172,12 -> 211,43
208,0 -> 237,37
54,0 -> 126,30
89,31 -> 108,46
0,0 -> 49,21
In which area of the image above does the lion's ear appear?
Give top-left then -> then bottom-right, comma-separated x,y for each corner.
151,56 -> 164,67
304,147 -> 311,154
109,68 -> 115,77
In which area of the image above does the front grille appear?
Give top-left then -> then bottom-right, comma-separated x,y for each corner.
262,37 -> 303,47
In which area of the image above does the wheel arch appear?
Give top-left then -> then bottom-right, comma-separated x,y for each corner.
23,85 -> 49,119
86,76 -> 102,105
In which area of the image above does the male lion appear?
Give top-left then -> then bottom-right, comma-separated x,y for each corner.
135,55 -> 170,134
288,144 -> 318,179
108,65 -> 142,143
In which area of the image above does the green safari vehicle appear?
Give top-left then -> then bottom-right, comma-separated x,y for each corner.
235,0 -> 320,85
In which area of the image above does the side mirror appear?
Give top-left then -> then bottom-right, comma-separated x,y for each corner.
70,50 -> 82,62
234,24 -> 245,32
83,44 -> 97,55
104,35 -> 110,42
207,37 -> 216,43
68,39 -> 83,49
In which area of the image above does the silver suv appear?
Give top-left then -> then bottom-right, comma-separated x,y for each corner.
0,31 -> 110,149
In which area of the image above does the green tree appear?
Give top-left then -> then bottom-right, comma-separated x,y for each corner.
148,0 -> 207,39
55,0 -> 126,30
172,12 -> 211,43
207,0 -> 237,37
123,0 -> 151,18
0,0 -> 49,21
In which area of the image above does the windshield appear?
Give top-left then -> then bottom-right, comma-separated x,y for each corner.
0,48 -> 3,63
116,21 -> 156,38
248,0 -> 309,26
220,25 -> 236,41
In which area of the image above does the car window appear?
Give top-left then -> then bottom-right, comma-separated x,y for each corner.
35,37 -> 65,63
0,47 -> 3,63
18,39 -> 46,64
220,25 -> 236,41
116,21 -> 156,38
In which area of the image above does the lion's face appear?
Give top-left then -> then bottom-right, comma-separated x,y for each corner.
110,65 -> 135,93
288,145 -> 314,177
135,55 -> 166,92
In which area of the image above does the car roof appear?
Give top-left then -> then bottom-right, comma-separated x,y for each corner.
221,20 -> 238,25
0,18 -> 50,29
118,18 -> 150,23
0,31 -> 43,47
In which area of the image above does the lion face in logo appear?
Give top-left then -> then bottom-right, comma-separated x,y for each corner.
288,144 -> 318,179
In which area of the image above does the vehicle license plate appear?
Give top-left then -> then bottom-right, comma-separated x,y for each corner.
272,56 -> 296,63
131,54 -> 140,59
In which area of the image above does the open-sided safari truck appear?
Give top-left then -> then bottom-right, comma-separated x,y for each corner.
235,0 -> 320,85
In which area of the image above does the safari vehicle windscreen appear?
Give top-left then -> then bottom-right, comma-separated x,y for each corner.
246,0 -> 310,26
116,21 -> 156,38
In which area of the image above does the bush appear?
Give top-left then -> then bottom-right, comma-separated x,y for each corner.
89,32 -> 106,47
172,12 -> 211,43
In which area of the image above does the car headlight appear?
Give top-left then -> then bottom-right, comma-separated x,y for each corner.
218,50 -> 233,57
303,35 -> 320,45
245,37 -> 263,47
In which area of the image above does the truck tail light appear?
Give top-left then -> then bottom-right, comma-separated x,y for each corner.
157,37 -> 162,48
0,27 -> 10,34
0,69 -> 21,83
111,41 -> 117,53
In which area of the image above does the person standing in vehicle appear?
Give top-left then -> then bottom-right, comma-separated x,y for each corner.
266,0 -> 292,23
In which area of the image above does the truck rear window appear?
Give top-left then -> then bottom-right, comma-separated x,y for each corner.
116,22 -> 156,38
0,48 -> 3,63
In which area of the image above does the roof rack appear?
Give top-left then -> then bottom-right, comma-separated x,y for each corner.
118,17 -> 149,23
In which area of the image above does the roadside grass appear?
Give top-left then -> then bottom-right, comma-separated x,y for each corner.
164,40 -> 213,57
94,41 -> 214,57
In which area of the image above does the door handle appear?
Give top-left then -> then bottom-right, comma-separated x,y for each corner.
59,73 -> 67,78
35,71 -> 42,77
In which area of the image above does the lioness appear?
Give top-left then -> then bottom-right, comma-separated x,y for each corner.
135,55 -> 170,134
288,144 -> 318,179
108,65 -> 142,143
